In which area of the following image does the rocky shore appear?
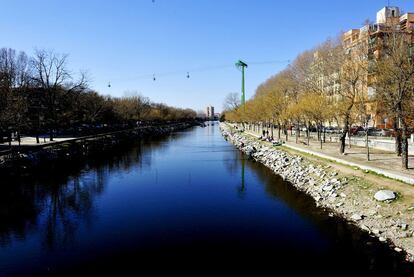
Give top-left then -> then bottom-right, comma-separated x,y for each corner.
0,122 -> 198,176
221,122 -> 414,262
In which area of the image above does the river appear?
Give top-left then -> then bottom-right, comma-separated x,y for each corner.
0,123 -> 413,275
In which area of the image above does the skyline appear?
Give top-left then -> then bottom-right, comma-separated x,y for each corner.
2,0 -> 414,112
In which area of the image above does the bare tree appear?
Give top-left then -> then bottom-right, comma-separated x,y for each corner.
375,32 -> 414,169
223,92 -> 240,111
331,36 -> 368,154
0,48 -> 31,144
31,49 -> 88,140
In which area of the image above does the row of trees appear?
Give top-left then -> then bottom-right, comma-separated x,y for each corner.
223,31 -> 414,169
0,47 -> 197,143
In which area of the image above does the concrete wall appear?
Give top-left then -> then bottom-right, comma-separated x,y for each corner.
330,135 -> 414,154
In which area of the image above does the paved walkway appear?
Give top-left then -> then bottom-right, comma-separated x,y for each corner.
244,129 -> 414,185
1,136 -> 74,147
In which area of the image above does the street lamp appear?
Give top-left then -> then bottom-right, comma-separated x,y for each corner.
235,60 -> 248,109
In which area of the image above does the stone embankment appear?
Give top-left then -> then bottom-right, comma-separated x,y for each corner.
0,122 -> 197,176
221,122 -> 414,262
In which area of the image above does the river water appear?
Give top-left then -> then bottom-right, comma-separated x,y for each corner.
0,123 -> 413,275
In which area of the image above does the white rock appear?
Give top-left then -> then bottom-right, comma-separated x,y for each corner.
322,184 -> 334,192
361,225 -> 370,232
374,190 -> 396,202
351,214 -> 363,221
395,247 -> 403,252
372,229 -> 381,235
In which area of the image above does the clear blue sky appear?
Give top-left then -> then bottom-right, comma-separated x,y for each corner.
1,0 -> 414,112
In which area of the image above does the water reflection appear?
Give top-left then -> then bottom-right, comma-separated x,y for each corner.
239,157 -> 246,196
226,148 -> 413,272
0,129 -> 193,255
0,183 -> 38,246
0,125 -> 413,275
0,137 -> 165,250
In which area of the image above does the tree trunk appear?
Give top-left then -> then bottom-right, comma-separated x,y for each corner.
340,108 -> 353,154
395,104 -> 408,169
395,129 -> 402,156
402,136 -> 408,169
295,124 -> 299,144
271,120 -> 274,139
401,126 -> 409,169
394,119 -> 402,156
278,124 -> 281,140
285,125 -> 288,142
339,132 -> 346,154
366,127 -> 370,161
323,127 -> 326,143
49,128 -> 54,141
319,125 -> 323,149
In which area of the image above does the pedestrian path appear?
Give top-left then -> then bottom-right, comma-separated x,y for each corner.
1,136 -> 73,146
244,130 -> 414,185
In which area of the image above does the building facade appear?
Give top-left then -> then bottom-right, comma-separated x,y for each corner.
343,6 -> 414,128
206,106 -> 215,120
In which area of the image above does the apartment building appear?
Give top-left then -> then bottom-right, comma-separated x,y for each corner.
342,6 -> 414,128
206,106 -> 215,120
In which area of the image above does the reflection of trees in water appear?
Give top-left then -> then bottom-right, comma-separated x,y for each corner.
222,148 -> 240,174
0,184 -> 38,246
40,170 -> 105,250
136,131 -> 190,169
245,160 -> 329,218
244,160 -> 414,270
238,158 -> 246,197
222,149 -> 246,197
0,136 -> 169,249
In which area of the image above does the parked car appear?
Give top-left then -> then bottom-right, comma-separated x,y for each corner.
379,128 -> 392,137
325,127 -> 335,134
369,128 -> 384,136
350,126 -> 364,135
329,127 -> 343,134
357,127 -> 383,137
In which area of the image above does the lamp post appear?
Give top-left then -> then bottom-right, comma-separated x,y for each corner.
235,60 -> 248,109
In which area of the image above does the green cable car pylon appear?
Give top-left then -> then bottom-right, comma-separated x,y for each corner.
235,60 -> 248,110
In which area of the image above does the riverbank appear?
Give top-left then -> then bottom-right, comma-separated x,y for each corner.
0,121 -> 199,176
220,122 -> 414,262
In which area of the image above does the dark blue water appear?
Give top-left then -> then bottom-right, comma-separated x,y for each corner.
0,123 -> 413,275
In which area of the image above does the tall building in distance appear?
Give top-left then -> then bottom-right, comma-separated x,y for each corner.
206,106 -> 215,120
